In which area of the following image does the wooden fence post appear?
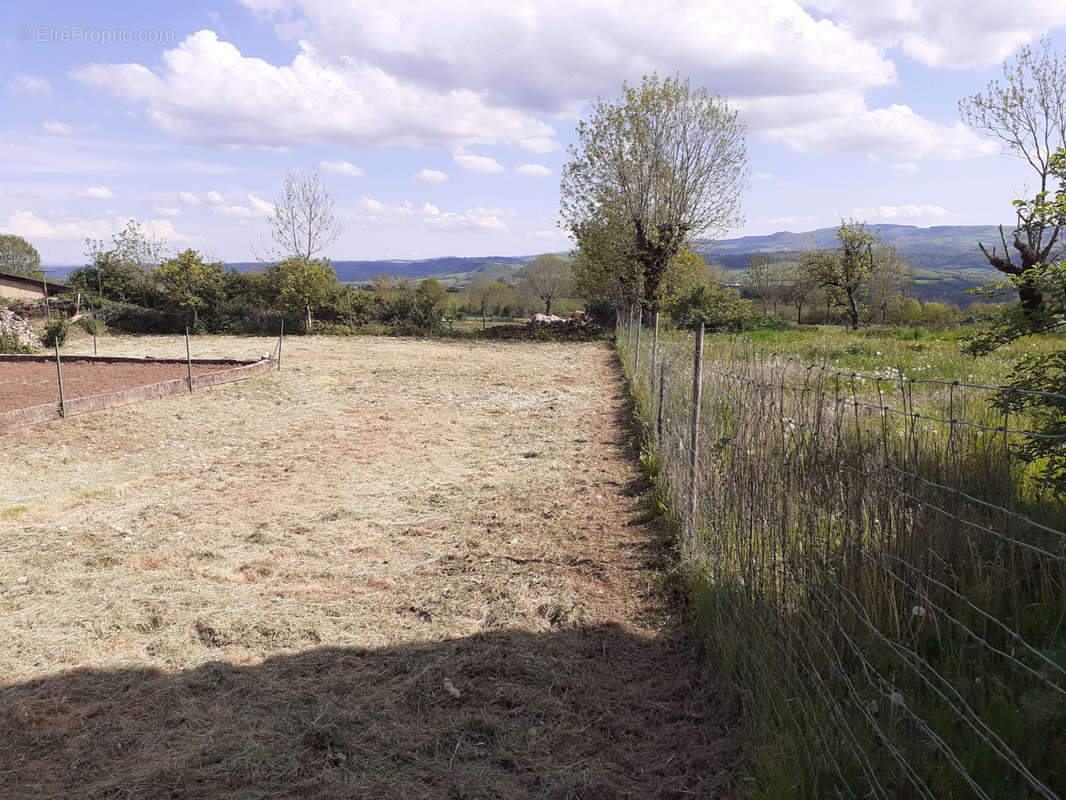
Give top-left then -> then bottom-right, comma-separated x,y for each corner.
634,307 -> 642,382
54,341 -> 65,418
657,368 -> 666,445
185,326 -> 194,392
650,310 -> 659,414
90,306 -> 97,355
277,319 -> 284,372
687,321 -> 705,544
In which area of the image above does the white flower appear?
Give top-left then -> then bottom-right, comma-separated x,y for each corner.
912,606 -> 926,617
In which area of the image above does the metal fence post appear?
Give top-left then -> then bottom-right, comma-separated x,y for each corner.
54,341 -> 65,417
687,321 -> 705,545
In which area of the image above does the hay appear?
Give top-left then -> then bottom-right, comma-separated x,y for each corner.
0,333 -> 739,798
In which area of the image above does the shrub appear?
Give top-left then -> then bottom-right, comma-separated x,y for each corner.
0,331 -> 34,354
41,316 -> 70,348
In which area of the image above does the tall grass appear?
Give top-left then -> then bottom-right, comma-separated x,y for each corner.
620,320 -> 1066,798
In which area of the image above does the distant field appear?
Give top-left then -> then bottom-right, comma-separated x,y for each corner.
0,334 -> 735,799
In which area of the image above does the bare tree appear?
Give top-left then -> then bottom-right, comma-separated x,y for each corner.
265,169 -> 343,262
561,74 -> 748,311
959,38 -> 1066,310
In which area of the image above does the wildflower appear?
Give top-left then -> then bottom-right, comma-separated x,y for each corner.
911,606 -> 926,617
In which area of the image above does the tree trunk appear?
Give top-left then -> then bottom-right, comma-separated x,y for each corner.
846,289 -> 860,331
978,230 -> 1048,312
544,297 -> 552,316
305,304 -> 312,331
796,303 -> 802,324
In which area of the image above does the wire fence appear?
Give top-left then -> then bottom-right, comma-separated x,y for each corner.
617,311 -> 1066,798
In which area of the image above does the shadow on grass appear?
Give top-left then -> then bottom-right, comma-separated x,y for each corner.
1,625 -> 736,800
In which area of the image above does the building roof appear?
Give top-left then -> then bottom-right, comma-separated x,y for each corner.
0,271 -> 66,295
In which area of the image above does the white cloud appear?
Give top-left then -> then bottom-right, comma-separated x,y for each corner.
751,172 -> 776,181
71,30 -> 557,150
353,196 -> 513,231
154,206 -> 182,217
519,137 -> 561,154
179,191 -> 200,205
77,185 -> 115,199
414,168 -> 447,183
757,215 -> 817,227
515,163 -> 551,176
240,0 -> 894,115
214,204 -> 253,217
0,210 -> 197,243
320,160 -> 365,176
11,75 -> 51,93
0,209 -> 114,240
849,204 -> 953,221
453,153 -> 505,173
41,121 -> 72,136
527,228 -> 572,243
807,1 -> 1066,69
889,161 -> 919,172
754,96 -> 1001,160
248,193 -> 274,216
206,190 -> 225,204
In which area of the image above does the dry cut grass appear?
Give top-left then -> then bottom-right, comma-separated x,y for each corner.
0,333 -> 736,799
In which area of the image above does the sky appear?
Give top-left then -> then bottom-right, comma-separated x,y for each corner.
2,1 -> 1066,266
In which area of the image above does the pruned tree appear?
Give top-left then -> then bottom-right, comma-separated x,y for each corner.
561,74 -> 748,312
466,277 -> 511,328
802,220 -> 881,331
265,169 -> 343,262
959,38 -> 1066,310
522,254 -> 572,316
0,234 -> 42,279
571,211 -> 643,313
70,219 -> 165,302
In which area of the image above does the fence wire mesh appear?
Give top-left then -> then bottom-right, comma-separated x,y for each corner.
618,314 -> 1066,798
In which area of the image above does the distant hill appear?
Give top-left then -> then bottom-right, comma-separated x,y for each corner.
42,225 -> 1014,302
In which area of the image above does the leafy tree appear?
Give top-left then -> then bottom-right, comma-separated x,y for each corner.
273,257 -> 338,330
522,254 -> 572,315
664,282 -> 752,330
919,301 -> 955,329
69,219 -> 164,302
263,169 -> 343,262
153,249 -> 225,327
417,278 -> 449,310
571,212 -> 643,311
561,74 -> 748,311
802,220 -> 881,331
901,296 -> 923,326
0,234 -> 42,278
783,262 -> 818,324
959,38 -> 1066,311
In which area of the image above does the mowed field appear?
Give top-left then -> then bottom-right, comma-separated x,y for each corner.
0,334 -> 734,799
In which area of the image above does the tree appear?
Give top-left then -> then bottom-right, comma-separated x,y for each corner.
571,212 -> 643,313
959,38 -> 1066,311
273,257 -> 338,330
783,262 -> 817,324
744,255 -> 794,314
561,74 -> 748,311
522,254 -> 572,316
153,249 -> 225,327
0,234 -> 42,278
466,277 -> 511,328
864,245 -> 914,324
69,219 -> 164,302
802,221 -> 880,331
417,278 -> 449,310
264,169 -> 343,262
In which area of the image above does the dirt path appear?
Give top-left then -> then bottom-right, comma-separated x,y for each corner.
0,334 -> 735,799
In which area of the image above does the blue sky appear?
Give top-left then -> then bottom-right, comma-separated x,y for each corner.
2,0 -> 1066,266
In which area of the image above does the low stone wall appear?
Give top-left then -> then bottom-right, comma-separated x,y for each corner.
0,356 -> 275,431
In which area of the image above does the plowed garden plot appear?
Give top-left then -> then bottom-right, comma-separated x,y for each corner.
0,358 -> 247,413
0,334 -> 736,799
